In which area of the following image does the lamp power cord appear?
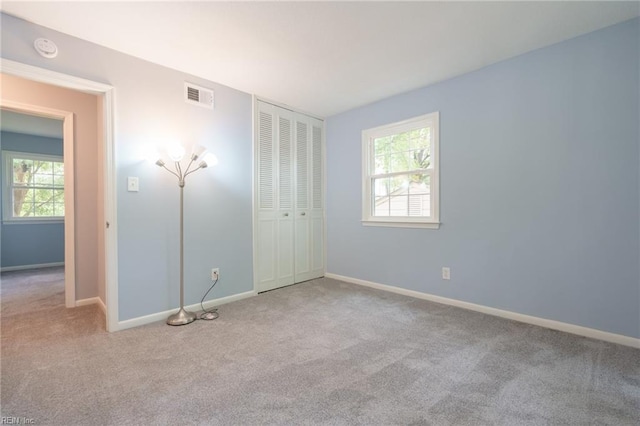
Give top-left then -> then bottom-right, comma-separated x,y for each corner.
199,277 -> 220,321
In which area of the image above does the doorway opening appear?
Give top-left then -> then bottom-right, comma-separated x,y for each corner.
0,60 -> 118,331
0,106 -> 75,307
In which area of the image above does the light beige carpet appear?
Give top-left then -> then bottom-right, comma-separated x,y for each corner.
1,267 -> 639,425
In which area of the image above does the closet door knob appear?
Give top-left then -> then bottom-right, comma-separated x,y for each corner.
284,213 -> 289,217
301,212 -> 306,216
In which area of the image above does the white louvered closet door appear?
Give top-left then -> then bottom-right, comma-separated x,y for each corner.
309,118 -> 325,279
294,118 -> 312,282
256,100 -> 324,292
277,110 -> 295,287
256,102 -> 295,292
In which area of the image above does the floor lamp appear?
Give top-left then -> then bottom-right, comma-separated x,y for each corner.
153,144 -> 218,326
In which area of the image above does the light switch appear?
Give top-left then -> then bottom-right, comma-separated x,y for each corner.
127,177 -> 139,192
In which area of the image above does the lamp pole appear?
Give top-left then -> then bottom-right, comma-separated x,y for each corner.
155,149 -> 214,326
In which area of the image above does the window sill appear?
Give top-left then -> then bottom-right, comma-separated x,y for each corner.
2,219 -> 64,225
362,220 -> 440,229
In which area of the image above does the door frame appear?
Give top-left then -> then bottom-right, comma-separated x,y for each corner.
0,101 -> 75,307
1,59 -> 119,332
252,96 -> 327,293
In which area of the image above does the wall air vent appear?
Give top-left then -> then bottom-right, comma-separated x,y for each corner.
184,82 -> 214,109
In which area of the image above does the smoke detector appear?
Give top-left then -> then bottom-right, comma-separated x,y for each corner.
34,38 -> 58,59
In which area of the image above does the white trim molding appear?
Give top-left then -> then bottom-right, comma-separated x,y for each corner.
0,59 -> 118,332
251,95 -> 258,294
325,272 -> 640,349
0,59 -> 114,93
254,95 -> 325,122
76,297 -> 107,315
115,290 -> 257,331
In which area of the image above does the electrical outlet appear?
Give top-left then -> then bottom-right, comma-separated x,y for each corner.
442,267 -> 451,280
211,268 -> 219,280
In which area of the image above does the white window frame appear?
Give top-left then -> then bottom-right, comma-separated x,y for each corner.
2,150 -> 65,223
362,112 -> 440,229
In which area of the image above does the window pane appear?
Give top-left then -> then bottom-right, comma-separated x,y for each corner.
408,194 -> 430,217
408,173 -> 430,189
374,196 -> 390,216
390,195 -> 408,216
372,174 -> 432,218
409,175 -> 430,217
373,177 -> 390,197
39,202 -> 55,217
13,159 -> 33,184
373,135 -> 393,156
373,175 -> 413,217
35,160 -> 52,173
389,174 -> 409,194
372,175 -> 409,198
14,188 -> 34,217
390,152 -> 410,173
410,128 -> 430,150
34,173 -> 53,186
53,174 -> 65,187
54,189 -> 65,216
34,188 -> 54,203
372,127 -> 431,176
408,181 -> 428,195
53,162 -> 64,175
410,149 -> 431,170
374,154 -> 389,174
397,129 -> 426,153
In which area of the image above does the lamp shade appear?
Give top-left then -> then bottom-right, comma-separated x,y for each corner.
145,146 -> 163,164
167,142 -> 185,162
201,152 -> 219,168
191,145 -> 207,160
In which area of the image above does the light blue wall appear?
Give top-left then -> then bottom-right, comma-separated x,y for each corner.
0,131 -> 65,268
326,19 -> 640,338
1,13 -> 254,321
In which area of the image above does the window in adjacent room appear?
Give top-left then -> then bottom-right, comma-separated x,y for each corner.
2,151 -> 65,221
362,112 -> 439,228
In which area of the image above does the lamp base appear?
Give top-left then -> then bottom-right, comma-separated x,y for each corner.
167,308 -> 197,326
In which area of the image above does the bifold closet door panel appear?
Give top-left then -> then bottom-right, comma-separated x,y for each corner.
310,118 -> 325,279
294,117 -> 312,282
256,102 -> 295,292
276,111 -> 295,287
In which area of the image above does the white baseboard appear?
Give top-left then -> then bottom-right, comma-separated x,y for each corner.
1,262 -> 64,272
325,272 -> 640,349
75,297 -> 106,314
115,290 -> 257,331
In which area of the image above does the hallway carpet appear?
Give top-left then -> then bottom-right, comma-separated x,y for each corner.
1,268 -> 639,425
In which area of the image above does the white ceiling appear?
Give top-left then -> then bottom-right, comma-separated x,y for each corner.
2,1 -> 638,117
1,109 -> 63,139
